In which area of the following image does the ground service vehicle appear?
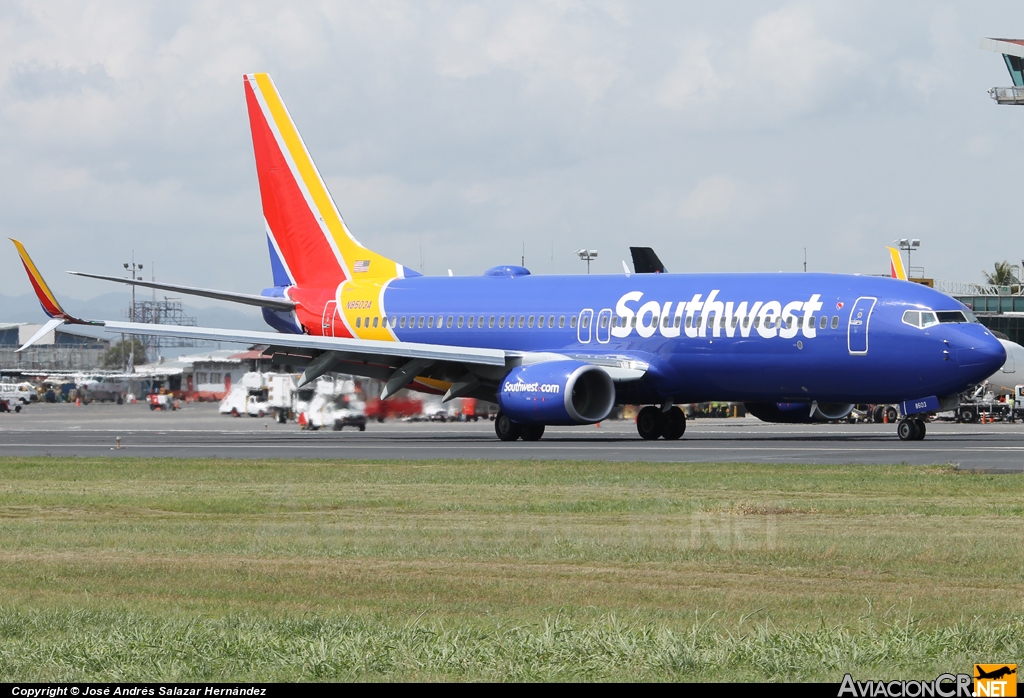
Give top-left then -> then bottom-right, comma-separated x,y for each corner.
10,74 -> 1007,443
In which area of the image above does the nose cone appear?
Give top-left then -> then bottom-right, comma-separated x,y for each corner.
956,329 -> 1007,383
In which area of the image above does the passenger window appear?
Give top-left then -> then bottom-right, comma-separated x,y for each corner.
753,317 -> 760,328
489,316 -> 495,328
742,317 -> 749,328
467,316 -> 475,328
920,312 -> 938,327
582,316 -> 590,329
457,316 -> 464,328
902,310 -> 920,328
479,315 -> 485,327
356,317 -> 361,328
508,315 -> 515,327
559,316 -> 566,328
399,316 -> 406,328
651,315 -> 659,327
732,317 -> 738,328
417,316 -> 425,328
373,317 -> 379,328
600,316 -> 609,329
499,316 -> 505,328
631,317 -> 637,328
570,316 -> 577,329
528,316 -> 535,328
428,316 -> 435,328
831,316 -> 839,329
446,316 -> 453,328
518,316 -> 525,328
548,315 -> 555,328
675,316 -> 682,328
437,315 -> 443,327
819,315 -> 826,330
786,317 -> 793,329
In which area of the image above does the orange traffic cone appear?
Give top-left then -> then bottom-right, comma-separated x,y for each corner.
75,397 -> 80,407
882,410 -> 888,424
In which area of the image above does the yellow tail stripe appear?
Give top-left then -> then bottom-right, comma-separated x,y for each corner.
252,73 -> 400,280
887,246 -> 908,281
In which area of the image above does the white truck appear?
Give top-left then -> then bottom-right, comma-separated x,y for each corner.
300,376 -> 367,431
0,382 -> 36,405
219,372 -> 298,422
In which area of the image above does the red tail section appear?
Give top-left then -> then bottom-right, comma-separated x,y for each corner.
244,78 -> 346,289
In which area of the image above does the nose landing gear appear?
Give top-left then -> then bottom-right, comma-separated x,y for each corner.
897,418 -> 927,441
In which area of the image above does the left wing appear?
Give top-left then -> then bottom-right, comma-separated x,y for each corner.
12,240 -> 648,401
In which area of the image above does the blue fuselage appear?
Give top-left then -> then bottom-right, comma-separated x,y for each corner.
264,270 -> 1006,406
375,271 -> 1004,405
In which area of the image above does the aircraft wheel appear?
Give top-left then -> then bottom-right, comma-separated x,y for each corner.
661,407 -> 686,440
495,412 -> 523,441
897,419 -> 918,441
958,405 -> 977,424
522,424 -> 545,441
637,406 -> 663,440
913,418 -> 926,441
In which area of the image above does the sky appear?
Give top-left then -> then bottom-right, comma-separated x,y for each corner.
1,0 -> 1023,318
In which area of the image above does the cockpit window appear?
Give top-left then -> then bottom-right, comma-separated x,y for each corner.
936,311 -> 968,324
902,310 -> 939,328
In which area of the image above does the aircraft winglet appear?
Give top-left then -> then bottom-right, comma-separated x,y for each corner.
9,239 -> 99,350
887,246 -> 908,281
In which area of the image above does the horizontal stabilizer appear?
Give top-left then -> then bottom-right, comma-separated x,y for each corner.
68,272 -> 296,311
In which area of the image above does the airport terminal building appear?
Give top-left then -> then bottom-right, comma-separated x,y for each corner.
0,322 -> 109,371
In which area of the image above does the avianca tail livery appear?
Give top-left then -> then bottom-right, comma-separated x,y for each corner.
11,73 -> 1006,442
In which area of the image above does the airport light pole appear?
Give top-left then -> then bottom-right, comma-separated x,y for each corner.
576,249 -> 598,274
124,255 -> 143,366
897,238 -> 919,277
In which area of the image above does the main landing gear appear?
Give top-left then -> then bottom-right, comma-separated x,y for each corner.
897,418 -> 927,441
494,412 -> 545,442
636,405 -> 686,440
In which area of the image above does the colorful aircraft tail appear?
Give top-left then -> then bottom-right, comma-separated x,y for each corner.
243,73 -> 415,288
10,238 -> 74,319
887,246 -> 908,280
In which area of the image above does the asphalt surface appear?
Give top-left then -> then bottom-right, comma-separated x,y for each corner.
1,402 -> 1022,471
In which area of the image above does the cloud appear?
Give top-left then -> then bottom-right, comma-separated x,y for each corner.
429,1 -> 628,101
658,3 -> 862,121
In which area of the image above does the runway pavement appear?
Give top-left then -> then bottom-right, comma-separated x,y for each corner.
2,402 -> 1023,471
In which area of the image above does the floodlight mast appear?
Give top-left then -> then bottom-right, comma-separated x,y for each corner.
575,249 -> 598,274
895,238 -> 920,277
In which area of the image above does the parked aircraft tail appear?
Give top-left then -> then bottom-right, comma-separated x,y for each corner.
243,73 -> 415,289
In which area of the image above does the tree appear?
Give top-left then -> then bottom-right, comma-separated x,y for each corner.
981,261 -> 1020,294
102,338 -> 147,370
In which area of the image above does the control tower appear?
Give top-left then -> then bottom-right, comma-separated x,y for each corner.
981,37 -> 1024,105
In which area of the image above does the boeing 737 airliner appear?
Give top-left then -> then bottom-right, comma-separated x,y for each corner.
10,73 -> 1006,442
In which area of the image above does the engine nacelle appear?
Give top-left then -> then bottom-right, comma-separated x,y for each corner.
745,401 -> 854,424
498,361 -> 615,425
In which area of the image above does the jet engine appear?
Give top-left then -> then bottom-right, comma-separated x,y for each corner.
744,401 -> 855,424
497,360 -> 616,425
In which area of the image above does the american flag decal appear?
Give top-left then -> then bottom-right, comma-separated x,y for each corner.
354,260 -> 370,273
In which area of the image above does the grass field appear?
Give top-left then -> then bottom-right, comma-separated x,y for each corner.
0,456 -> 1021,681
